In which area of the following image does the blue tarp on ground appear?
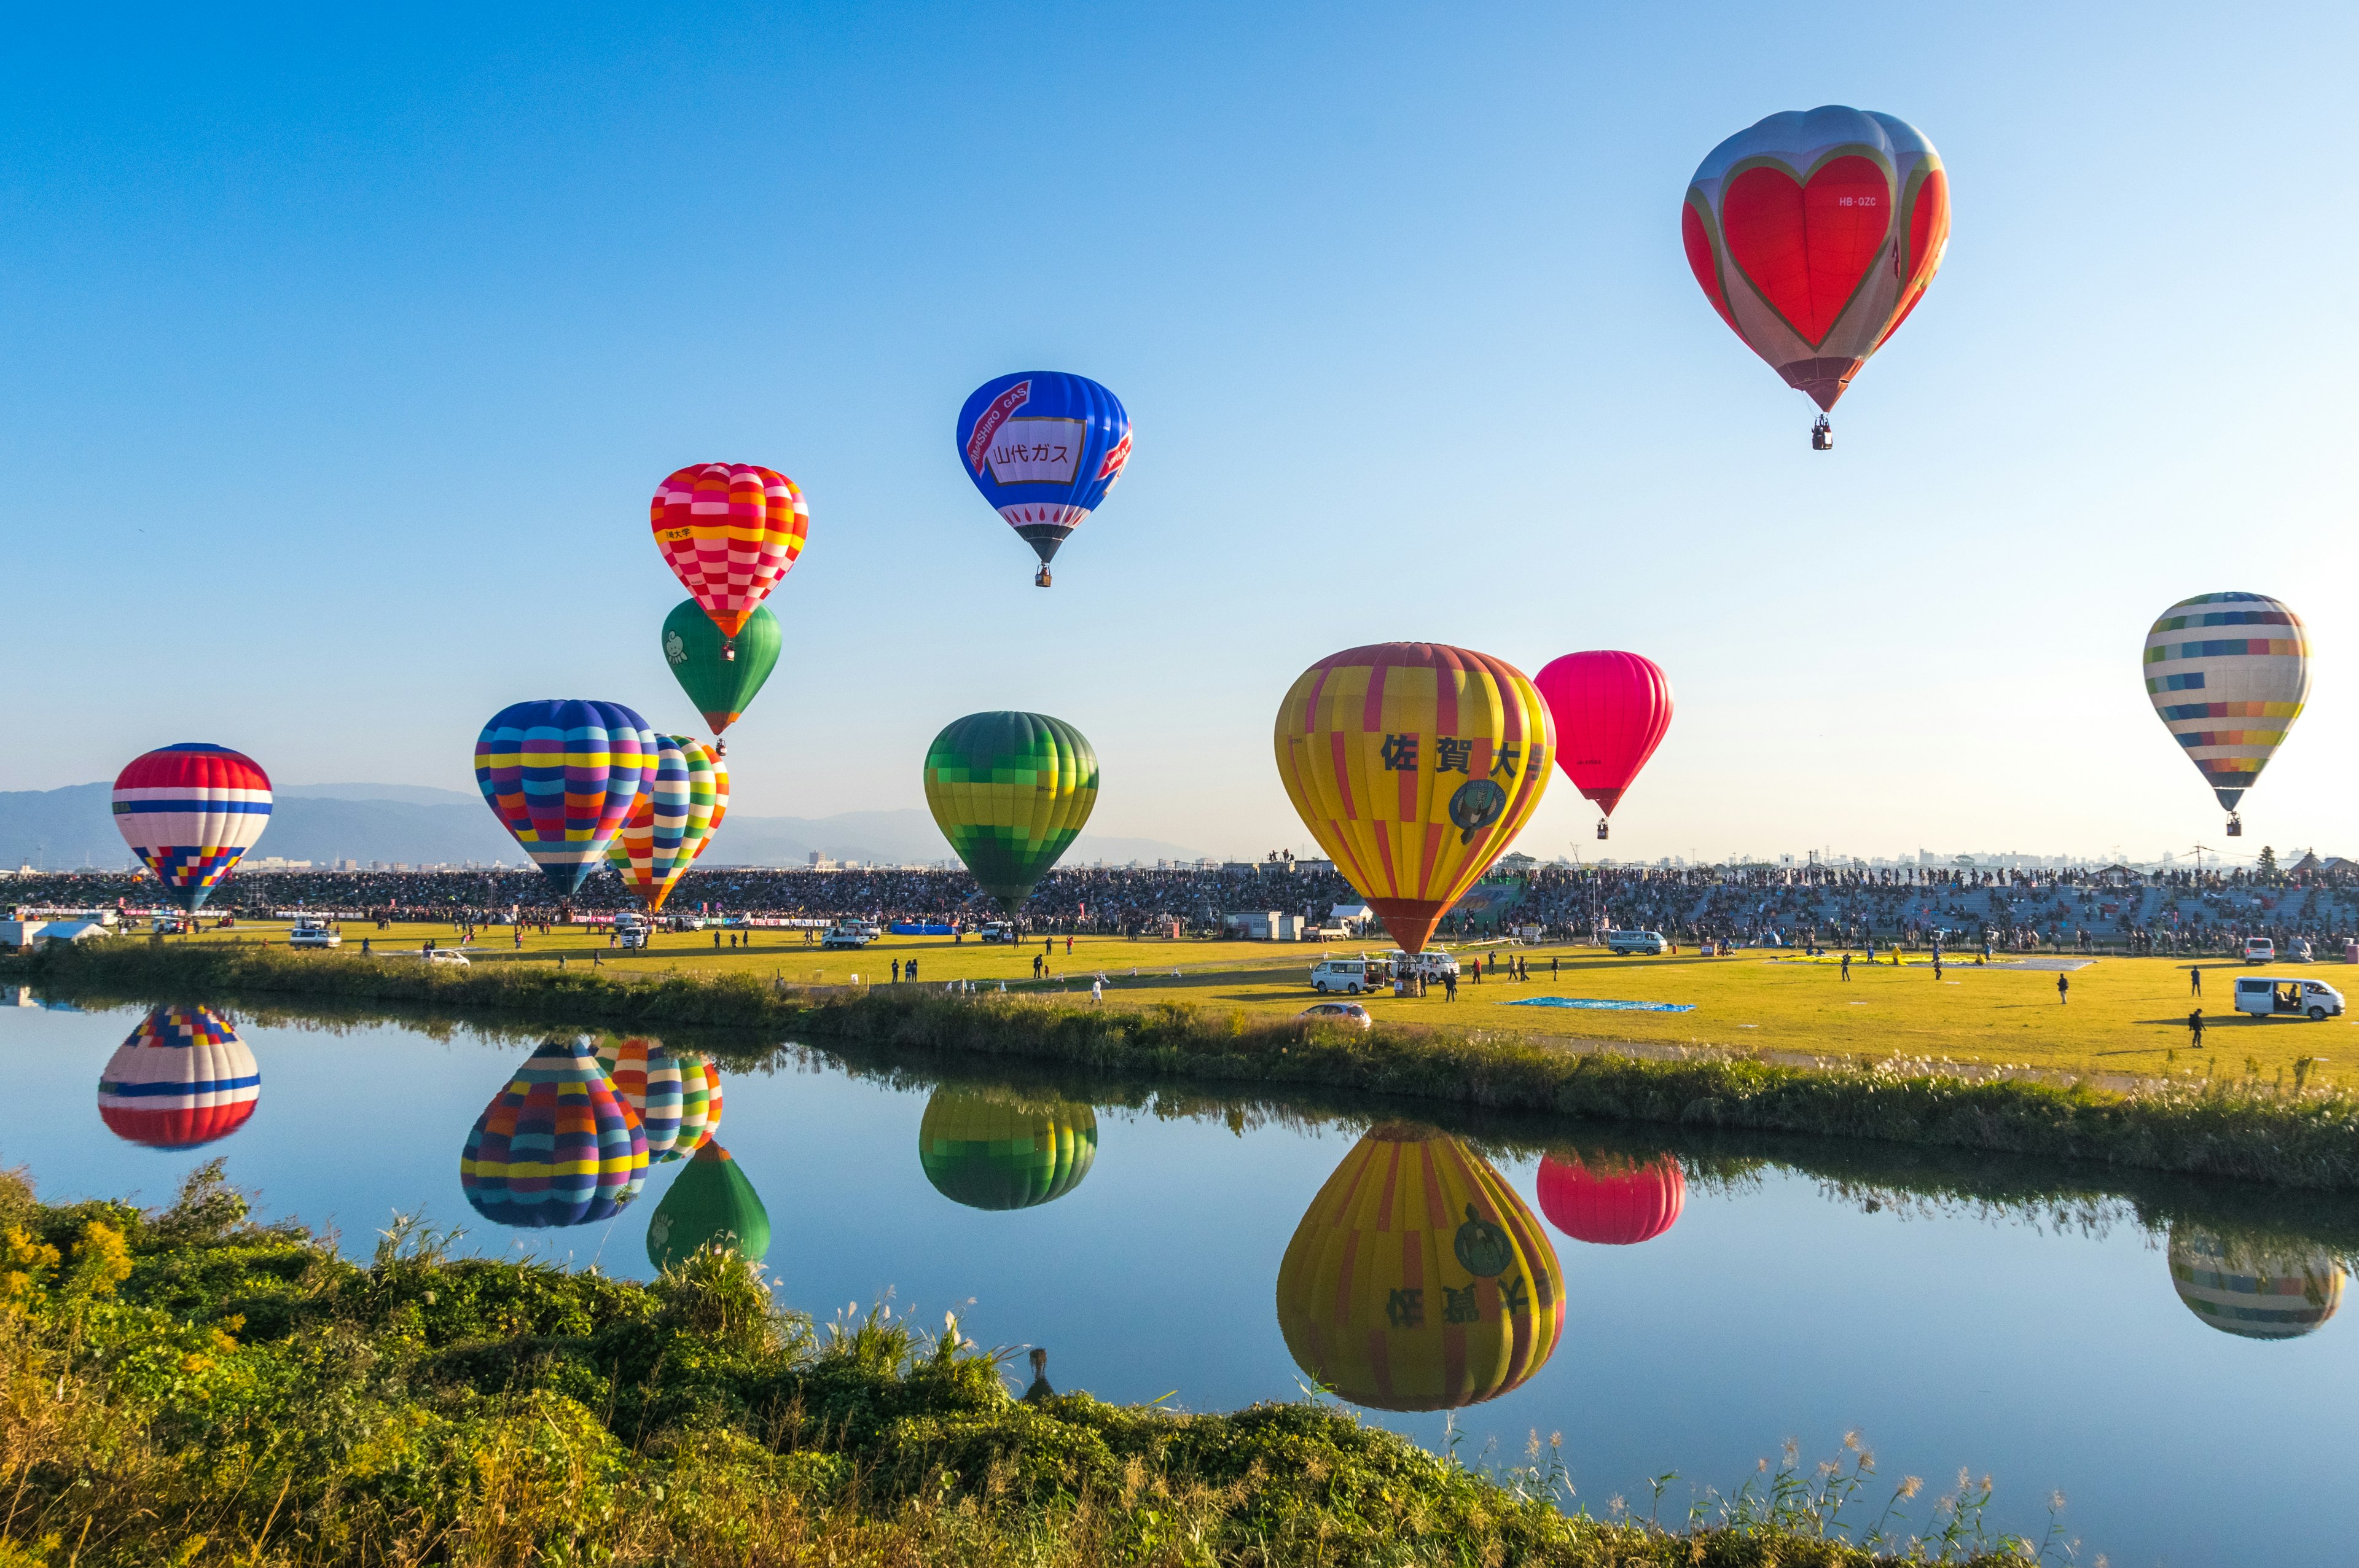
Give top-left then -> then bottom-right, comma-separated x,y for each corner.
890,922 -> 956,935
1502,996 -> 1694,1013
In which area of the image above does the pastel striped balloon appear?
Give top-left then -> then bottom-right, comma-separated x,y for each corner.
596,1036 -> 686,1157
652,463 -> 808,642
474,700 -> 655,897
97,1005 -> 260,1148
111,744 -> 273,911
460,1037 -> 649,1228
673,1058 -> 724,1161
2143,593 -> 2309,813
2169,1225 -> 2343,1341
606,737 -> 727,911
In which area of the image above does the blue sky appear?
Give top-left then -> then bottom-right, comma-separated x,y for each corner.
5,2 -> 2353,865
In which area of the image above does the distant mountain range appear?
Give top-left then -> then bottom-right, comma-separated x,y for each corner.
0,783 -> 1209,870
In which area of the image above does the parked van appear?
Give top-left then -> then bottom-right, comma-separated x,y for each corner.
1310,958 -> 1385,995
1605,930 -> 1667,956
288,918 -> 341,950
820,919 -> 872,950
1385,948 -> 1460,980
2244,936 -> 2275,964
2233,976 -> 2344,1020
979,921 -> 1017,943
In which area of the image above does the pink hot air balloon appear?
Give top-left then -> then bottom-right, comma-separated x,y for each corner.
1532,652 -> 1672,840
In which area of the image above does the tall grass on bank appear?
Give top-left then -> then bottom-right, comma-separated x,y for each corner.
0,1161 -> 2055,1567
18,939 -> 2359,1191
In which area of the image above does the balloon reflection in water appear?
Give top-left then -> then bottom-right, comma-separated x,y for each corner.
597,1037 -> 686,1156
1276,1124 -> 1562,1411
96,1005 -> 259,1149
461,1038 -> 649,1228
917,1088 -> 1097,1211
646,1142 -> 772,1272
2167,1225 -> 2344,1341
1534,1151 -> 1685,1246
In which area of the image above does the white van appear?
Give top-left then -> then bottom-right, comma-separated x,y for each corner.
979,921 -> 1017,943
2233,976 -> 2344,1020
820,919 -> 872,950
2244,936 -> 2275,964
1606,930 -> 1668,956
1310,958 -> 1385,994
288,918 -> 341,950
1385,948 -> 1460,980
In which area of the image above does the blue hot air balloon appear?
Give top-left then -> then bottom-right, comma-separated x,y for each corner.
474,700 -> 656,897
954,372 -> 1132,587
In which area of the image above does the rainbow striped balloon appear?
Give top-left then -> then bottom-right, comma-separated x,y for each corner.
97,1005 -> 260,1148
2169,1225 -> 2343,1340
606,737 -> 728,911
674,1058 -> 724,1160
474,700 -> 655,897
460,1037 -> 649,1228
596,1036 -> 686,1158
111,744 -> 273,911
2143,593 -> 2309,819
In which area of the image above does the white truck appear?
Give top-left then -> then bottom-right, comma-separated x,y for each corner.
820,919 -> 872,950
979,921 -> 1017,943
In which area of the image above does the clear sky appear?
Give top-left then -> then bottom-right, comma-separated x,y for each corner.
6,3 -> 2353,867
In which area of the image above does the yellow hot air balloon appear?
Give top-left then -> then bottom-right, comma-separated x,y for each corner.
1275,1122 -> 1563,1412
1274,643 -> 1554,952
917,1088 -> 1098,1211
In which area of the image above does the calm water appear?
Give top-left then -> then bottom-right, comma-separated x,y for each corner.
6,993 -> 2357,1567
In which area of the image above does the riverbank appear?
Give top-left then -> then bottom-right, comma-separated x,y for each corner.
14,940 -> 2359,1190
0,1161 -> 2048,1566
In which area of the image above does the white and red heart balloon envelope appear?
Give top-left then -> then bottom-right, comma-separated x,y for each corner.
1682,106 -> 1949,417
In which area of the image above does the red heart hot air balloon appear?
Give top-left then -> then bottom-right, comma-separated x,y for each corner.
1533,652 -> 1672,841
1683,106 -> 1949,448
651,464 -> 809,658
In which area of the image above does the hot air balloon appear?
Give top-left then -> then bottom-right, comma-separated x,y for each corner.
917,1088 -> 1097,1211
651,464 -> 808,660
1533,652 -> 1672,841
662,598 -> 780,743
597,1036 -> 686,1158
646,1142 -> 772,1271
96,1005 -> 260,1148
1683,106 -> 1949,448
460,1037 -> 649,1228
2143,593 -> 2309,838
605,736 -> 727,912
955,372 -> 1132,587
2167,1225 -> 2343,1341
474,700 -> 655,897
1273,644 -> 1553,953
675,1056 -> 724,1158
1275,1123 -> 1563,1412
111,744 -> 272,911
923,713 -> 1098,914
1535,1150 -> 1684,1246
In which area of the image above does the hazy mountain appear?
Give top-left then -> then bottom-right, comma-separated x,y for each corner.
276,782 -> 481,807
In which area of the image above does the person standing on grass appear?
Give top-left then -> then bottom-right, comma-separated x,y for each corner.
1551,954 -> 1559,980
1841,952 -> 1852,980
2190,966 -> 2203,997
891,958 -> 901,983
2189,1007 -> 2205,1049
2057,973 -> 2070,1005
1444,969 -> 1458,1001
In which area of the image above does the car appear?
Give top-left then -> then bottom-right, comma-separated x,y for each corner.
288,919 -> 341,950
1299,1001 -> 1373,1029
616,927 -> 649,950
820,919 -> 872,950
1310,958 -> 1383,994
2244,936 -> 2275,964
425,948 -> 471,967
978,921 -> 1017,943
2232,975 -> 2344,1020
1606,930 -> 1668,956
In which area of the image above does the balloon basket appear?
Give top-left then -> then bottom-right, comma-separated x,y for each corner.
1810,415 -> 1833,451
1034,566 -> 1052,588
2226,814 -> 2243,838
1595,819 -> 1610,840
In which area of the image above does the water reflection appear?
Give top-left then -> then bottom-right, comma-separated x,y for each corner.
1275,1121 -> 1562,1412
647,1142 -> 772,1270
917,1087 -> 1098,1211
95,1004 -> 260,1149
596,1036 -> 724,1161
2167,1224 -> 2345,1340
1535,1149 -> 1686,1246
460,1037 -> 649,1227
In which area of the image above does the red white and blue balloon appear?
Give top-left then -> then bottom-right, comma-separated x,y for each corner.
111,743 -> 273,911
97,1005 -> 260,1148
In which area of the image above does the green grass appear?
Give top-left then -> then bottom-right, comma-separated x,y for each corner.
0,1161 -> 2059,1567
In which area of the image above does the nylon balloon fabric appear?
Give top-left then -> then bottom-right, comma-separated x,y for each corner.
604,735 -> 727,913
2167,1225 -> 2342,1341
460,1037 -> 649,1228
955,372 -> 1131,569
111,744 -> 273,911
1532,651 -> 1673,818
596,1036 -> 685,1158
646,1142 -> 772,1271
96,1005 -> 260,1149
1683,106 -> 1948,413
2142,592 -> 2309,811
1535,1151 -> 1685,1246
662,598 -> 780,735
917,1088 -> 1097,1211
1273,643 -> 1552,953
1275,1123 -> 1562,1413
923,712 -> 1099,914
651,464 -> 808,641
474,700 -> 655,897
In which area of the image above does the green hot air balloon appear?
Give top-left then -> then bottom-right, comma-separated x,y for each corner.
662,598 -> 781,738
922,712 -> 1098,913
918,1088 -> 1098,1211
646,1141 -> 772,1271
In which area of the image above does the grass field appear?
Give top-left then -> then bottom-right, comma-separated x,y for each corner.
161,920 -> 2357,1088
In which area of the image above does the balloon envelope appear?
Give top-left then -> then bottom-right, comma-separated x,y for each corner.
597,1036 -> 686,1158
474,700 -> 655,897
2143,593 -> 2309,811
96,1005 -> 259,1149
1273,643 -> 1553,952
646,1142 -> 772,1271
923,712 -> 1099,914
605,736 -> 726,911
918,1088 -> 1097,1211
662,598 -> 780,735
955,372 -> 1132,569
651,464 -> 808,641
1275,1123 -> 1562,1412
2168,1225 -> 2342,1340
1532,652 -> 1672,819
1683,106 -> 1949,412
111,744 -> 273,912
673,1057 -> 724,1160
460,1037 -> 649,1228
1535,1151 -> 1684,1246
